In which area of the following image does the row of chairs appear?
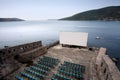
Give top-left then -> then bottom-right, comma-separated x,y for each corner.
34,63 -> 50,71
57,61 -> 85,80
62,61 -> 85,73
40,56 -> 59,63
24,68 -> 45,79
38,60 -> 56,68
51,61 -> 85,80
58,69 -> 83,79
58,66 -> 82,75
39,59 -> 58,65
30,66 -> 48,75
20,72 -> 38,80
15,65 -> 48,80
38,56 -> 60,68
15,56 -> 60,80
51,74 -> 73,80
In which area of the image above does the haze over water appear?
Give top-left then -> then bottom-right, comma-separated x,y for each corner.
0,20 -> 120,69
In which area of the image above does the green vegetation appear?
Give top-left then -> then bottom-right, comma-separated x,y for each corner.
60,6 -> 120,21
0,18 -> 24,22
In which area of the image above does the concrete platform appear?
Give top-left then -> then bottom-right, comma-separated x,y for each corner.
7,45 -> 99,80
41,45 -> 98,80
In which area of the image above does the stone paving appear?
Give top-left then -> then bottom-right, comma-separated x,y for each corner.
43,45 -> 98,80
8,45 -> 99,80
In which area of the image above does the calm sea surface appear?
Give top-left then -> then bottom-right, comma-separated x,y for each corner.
0,20 -> 120,69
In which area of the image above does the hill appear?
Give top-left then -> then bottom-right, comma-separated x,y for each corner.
0,18 -> 24,22
60,6 -> 120,21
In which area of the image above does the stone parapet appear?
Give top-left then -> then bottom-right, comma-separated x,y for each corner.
95,47 -> 120,80
0,41 -> 42,64
0,41 -> 46,79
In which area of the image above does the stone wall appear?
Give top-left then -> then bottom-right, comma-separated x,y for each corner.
17,47 -> 47,63
0,41 -> 42,64
0,41 -> 47,79
95,48 -> 120,80
46,41 -> 59,49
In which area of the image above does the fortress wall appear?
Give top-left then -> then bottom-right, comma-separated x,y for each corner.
100,55 -> 112,80
46,41 -> 59,49
0,41 -> 42,64
95,48 -> 120,80
100,55 -> 120,80
0,41 -> 46,79
96,48 -> 106,67
17,47 -> 47,63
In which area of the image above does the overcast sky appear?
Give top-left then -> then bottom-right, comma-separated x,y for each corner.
0,0 -> 120,20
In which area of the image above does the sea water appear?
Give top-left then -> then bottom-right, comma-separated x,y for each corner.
0,20 -> 120,69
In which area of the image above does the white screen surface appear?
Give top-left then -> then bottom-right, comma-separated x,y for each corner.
59,32 -> 88,46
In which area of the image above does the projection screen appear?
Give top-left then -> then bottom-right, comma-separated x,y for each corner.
59,32 -> 88,47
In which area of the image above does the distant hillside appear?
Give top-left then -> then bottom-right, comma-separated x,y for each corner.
0,18 -> 24,22
60,6 -> 120,21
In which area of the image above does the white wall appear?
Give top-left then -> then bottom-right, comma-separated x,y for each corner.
59,32 -> 88,46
